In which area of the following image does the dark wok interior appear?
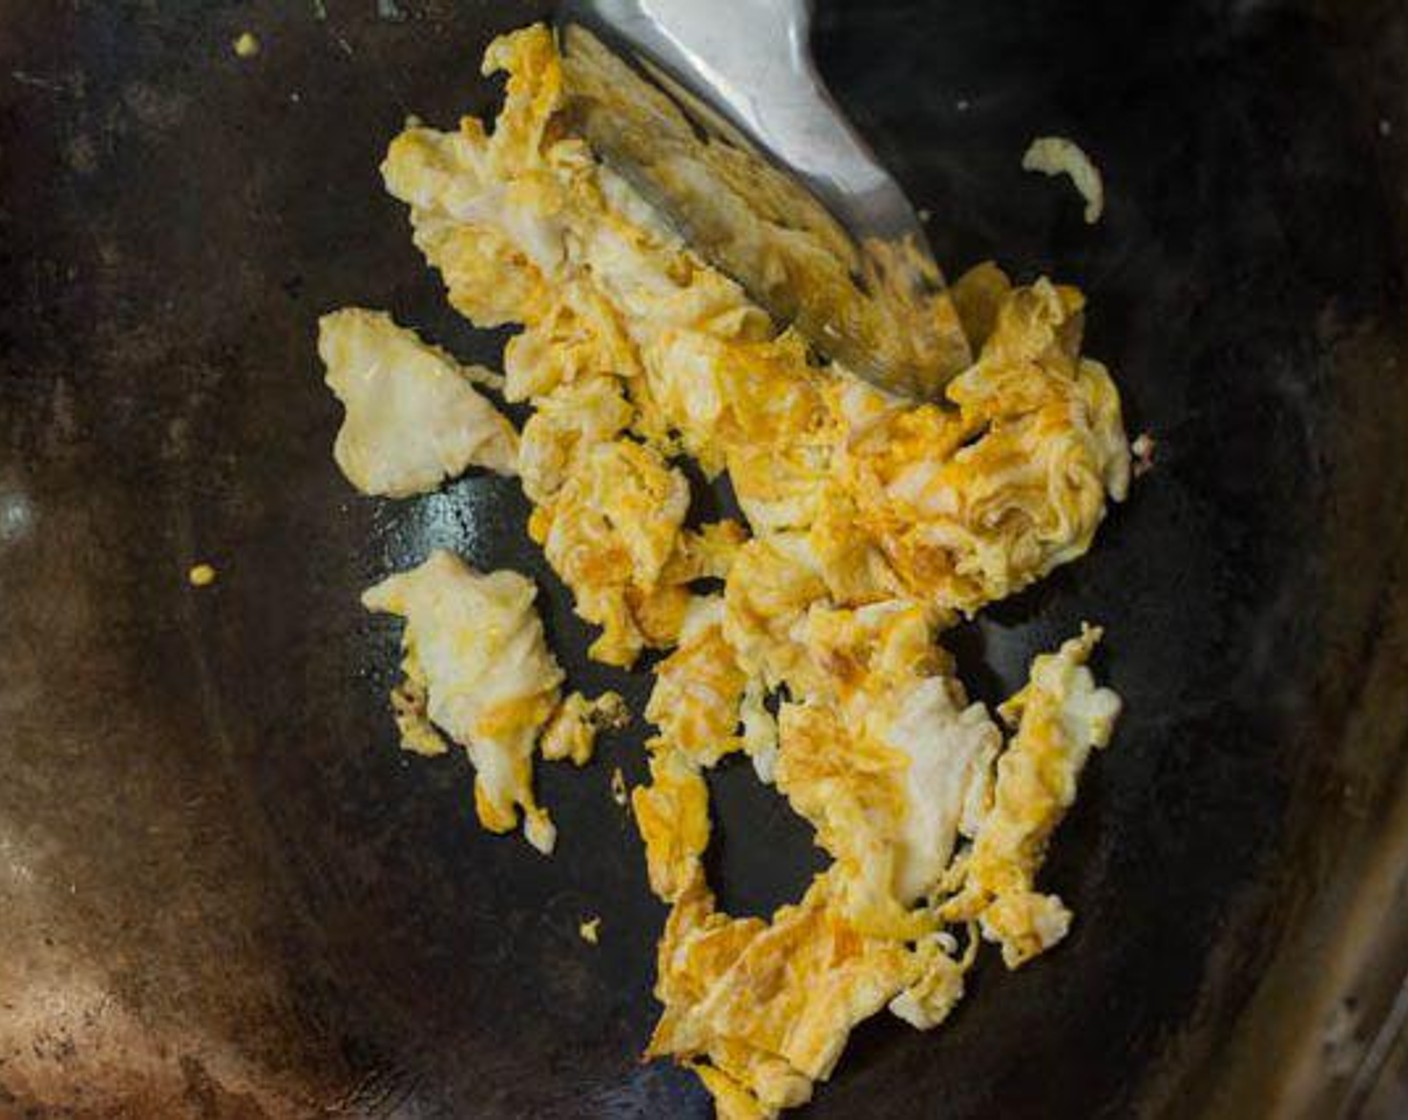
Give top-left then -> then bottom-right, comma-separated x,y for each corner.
3,0 -> 1408,1116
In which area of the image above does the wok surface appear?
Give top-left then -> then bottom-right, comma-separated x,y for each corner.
2,0 -> 1408,1116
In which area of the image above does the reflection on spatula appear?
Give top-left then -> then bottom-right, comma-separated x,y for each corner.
555,0 -> 972,401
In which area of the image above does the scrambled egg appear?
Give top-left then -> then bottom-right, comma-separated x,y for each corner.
329,23 -> 1131,1117
319,308 -> 517,496
363,549 -> 621,854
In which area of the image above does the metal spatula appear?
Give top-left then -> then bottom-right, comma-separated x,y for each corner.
555,0 -> 972,401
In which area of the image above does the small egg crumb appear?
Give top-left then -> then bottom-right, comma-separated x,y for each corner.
188,563 -> 218,587
233,32 -> 261,59
579,917 -> 601,945
610,766 -> 628,807
1131,432 -> 1157,478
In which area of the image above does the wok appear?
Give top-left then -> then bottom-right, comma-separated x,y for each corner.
2,0 -> 1407,1116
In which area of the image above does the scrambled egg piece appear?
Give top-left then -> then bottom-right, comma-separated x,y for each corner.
528,436 -> 691,666
827,278 -> 1128,612
346,24 -> 1131,1117
650,869 -> 932,1117
319,308 -> 517,497
363,549 -> 570,853
1022,135 -> 1105,224
722,534 -> 831,688
888,930 -> 973,1031
943,626 -> 1122,966
633,749 -> 711,902
776,603 -> 1002,938
645,598 -> 749,768
540,689 -> 628,767
517,376 -> 633,505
